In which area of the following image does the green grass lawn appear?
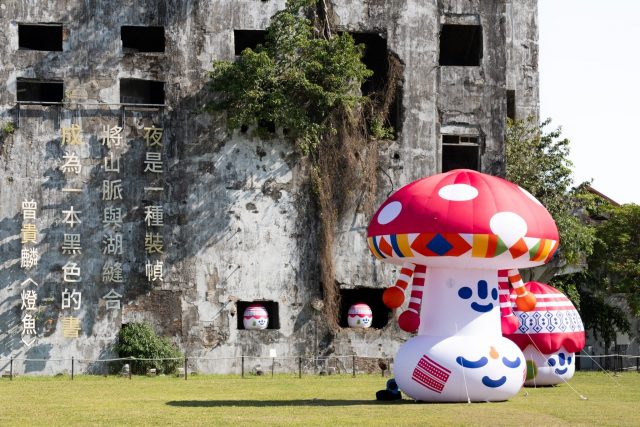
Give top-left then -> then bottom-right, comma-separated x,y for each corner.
1,372 -> 639,426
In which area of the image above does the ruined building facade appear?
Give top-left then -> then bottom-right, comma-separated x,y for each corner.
0,0 -> 539,374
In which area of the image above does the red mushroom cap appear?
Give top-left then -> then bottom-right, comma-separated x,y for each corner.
367,169 -> 559,268
504,282 -> 585,354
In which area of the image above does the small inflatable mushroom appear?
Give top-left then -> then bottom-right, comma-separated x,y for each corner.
347,302 -> 373,328
243,304 -> 269,330
504,282 -> 585,386
367,169 -> 559,402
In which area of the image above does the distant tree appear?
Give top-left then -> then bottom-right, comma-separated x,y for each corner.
588,203 -> 640,315
505,117 -> 595,269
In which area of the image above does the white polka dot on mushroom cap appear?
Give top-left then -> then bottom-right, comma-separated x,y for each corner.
377,201 -> 402,225
438,183 -> 479,201
519,186 -> 543,206
489,211 -> 528,246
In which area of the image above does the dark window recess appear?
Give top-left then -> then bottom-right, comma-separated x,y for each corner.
234,30 -> 267,55
442,135 -> 480,172
439,24 -> 482,66
236,301 -> 280,330
120,79 -> 165,105
339,288 -> 390,329
121,26 -> 165,53
507,89 -> 516,120
17,78 -> 64,103
350,32 -> 388,96
18,24 -> 63,51
257,119 -> 276,134
349,32 -> 403,138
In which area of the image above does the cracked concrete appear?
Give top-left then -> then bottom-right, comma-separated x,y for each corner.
0,0 -> 539,374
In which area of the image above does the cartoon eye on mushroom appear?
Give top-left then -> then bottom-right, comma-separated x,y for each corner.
504,282 -> 585,386
367,169 -> 559,402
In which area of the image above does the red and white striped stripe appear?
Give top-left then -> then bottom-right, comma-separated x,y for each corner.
507,268 -> 536,311
391,262 -> 416,298
406,264 -> 426,317
499,269 -> 519,334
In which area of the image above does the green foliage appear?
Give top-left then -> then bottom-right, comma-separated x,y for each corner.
208,0 -> 372,156
114,322 -> 183,375
589,203 -> 640,315
578,278 -> 631,347
2,121 -> 16,135
369,116 -> 394,140
505,117 -> 595,265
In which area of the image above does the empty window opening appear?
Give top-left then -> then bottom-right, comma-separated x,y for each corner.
349,33 -> 403,138
236,300 -> 280,330
17,78 -> 64,103
442,135 -> 480,172
339,288 -> 390,330
18,23 -> 63,51
439,24 -> 482,66
121,26 -> 165,53
507,89 -> 516,120
234,30 -> 267,55
350,32 -> 388,96
120,79 -> 165,105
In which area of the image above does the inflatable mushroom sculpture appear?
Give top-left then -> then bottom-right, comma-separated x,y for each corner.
243,304 -> 269,330
347,303 -> 373,328
367,169 -> 559,402
504,282 -> 585,386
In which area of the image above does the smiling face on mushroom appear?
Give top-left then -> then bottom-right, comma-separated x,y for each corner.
504,282 -> 585,386
368,169 -> 559,335
367,169 -> 560,402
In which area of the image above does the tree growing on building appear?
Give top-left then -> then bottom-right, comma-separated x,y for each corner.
207,0 -> 401,330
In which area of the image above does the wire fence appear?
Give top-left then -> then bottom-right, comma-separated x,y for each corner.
576,353 -> 640,372
0,353 -> 638,380
0,355 -> 394,380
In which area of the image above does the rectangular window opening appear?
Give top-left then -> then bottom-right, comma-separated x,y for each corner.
439,24 -> 482,66
18,23 -> 63,51
234,30 -> 267,56
121,26 -> 165,53
442,135 -> 480,172
507,89 -> 516,120
237,301 -> 280,330
17,78 -> 64,103
120,78 -> 165,105
349,32 -> 403,139
339,288 -> 390,330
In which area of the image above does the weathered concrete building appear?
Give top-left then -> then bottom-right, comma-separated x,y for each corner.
0,0 -> 539,374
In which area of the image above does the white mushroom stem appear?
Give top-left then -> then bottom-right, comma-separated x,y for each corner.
507,268 -> 537,312
419,268 -> 500,337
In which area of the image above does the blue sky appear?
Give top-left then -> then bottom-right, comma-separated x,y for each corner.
538,0 -> 639,204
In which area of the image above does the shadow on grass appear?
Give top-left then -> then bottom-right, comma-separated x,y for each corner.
166,399 -> 415,407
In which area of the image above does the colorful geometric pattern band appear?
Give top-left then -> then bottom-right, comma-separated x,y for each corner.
368,233 -> 558,262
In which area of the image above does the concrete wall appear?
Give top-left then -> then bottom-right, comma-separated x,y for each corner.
0,0 -> 539,374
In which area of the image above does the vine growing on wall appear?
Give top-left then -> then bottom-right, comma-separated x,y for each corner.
208,0 -> 402,330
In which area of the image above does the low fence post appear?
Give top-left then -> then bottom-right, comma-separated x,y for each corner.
636,356 -> 639,372
184,357 -> 188,380
271,358 -> 275,378
10,357 -> 13,380
241,355 -> 245,378
298,356 -> 302,378
71,357 -> 74,380
352,355 -> 356,378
